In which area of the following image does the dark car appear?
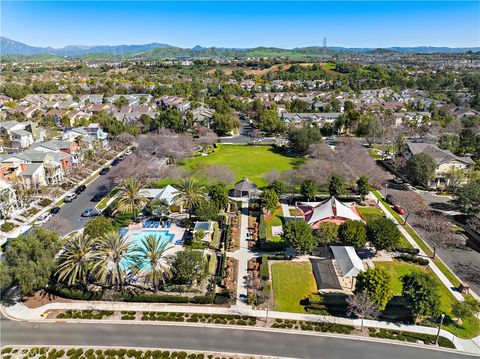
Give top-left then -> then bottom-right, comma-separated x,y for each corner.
111,159 -> 120,167
91,191 -> 108,202
75,184 -> 87,194
99,167 -> 110,175
49,207 -> 61,215
385,194 -> 396,204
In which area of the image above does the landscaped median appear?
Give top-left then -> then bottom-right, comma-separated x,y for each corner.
45,309 -> 456,350
1,347 -> 258,359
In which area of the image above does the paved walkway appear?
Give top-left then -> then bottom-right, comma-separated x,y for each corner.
3,300 -> 480,354
228,199 -> 253,309
369,192 -> 466,301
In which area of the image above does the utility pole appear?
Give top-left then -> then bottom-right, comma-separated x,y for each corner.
435,313 -> 445,345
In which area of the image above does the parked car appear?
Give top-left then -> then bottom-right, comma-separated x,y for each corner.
393,177 -> 403,184
91,191 -> 108,202
393,204 -> 407,215
111,159 -> 120,167
75,184 -> 87,194
81,208 -> 97,217
125,149 -> 132,156
64,193 -> 77,203
385,194 -> 396,204
49,207 -> 61,215
117,154 -> 126,161
99,167 -> 110,175
34,212 -> 51,226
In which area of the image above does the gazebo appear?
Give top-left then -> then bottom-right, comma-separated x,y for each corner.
232,177 -> 261,197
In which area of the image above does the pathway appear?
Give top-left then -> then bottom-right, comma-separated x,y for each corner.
368,192 -> 466,301
228,199 -> 252,308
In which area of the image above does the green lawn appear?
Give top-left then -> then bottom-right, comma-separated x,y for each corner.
271,261 -> 317,313
266,206 -> 284,242
357,207 -> 384,222
183,145 -> 305,187
375,260 -> 480,338
97,188 -> 120,210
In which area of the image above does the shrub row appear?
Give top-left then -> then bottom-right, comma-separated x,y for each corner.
57,310 -> 114,320
368,328 -> 455,349
38,198 -> 53,207
140,312 -> 256,326
8,346 -> 225,359
272,319 -> 354,334
48,285 -> 103,301
398,253 -> 429,266
394,247 -> 420,255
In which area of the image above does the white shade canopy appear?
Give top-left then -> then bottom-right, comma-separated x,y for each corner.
331,246 -> 365,278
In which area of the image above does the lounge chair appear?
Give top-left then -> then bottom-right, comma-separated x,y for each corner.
155,221 -> 160,228
161,221 -> 166,228
167,220 -> 172,228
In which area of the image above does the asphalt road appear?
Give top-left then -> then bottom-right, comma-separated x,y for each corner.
51,171 -> 116,236
1,317 -> 472,359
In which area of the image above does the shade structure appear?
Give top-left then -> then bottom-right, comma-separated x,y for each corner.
330,246 -> 365,278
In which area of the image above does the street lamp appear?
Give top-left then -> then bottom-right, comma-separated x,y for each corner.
435,313 -> 445,345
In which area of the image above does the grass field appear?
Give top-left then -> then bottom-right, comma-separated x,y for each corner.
265,206 -> 284,242
183,145 -> 305,187
271,261 -> 317,313
375,260 -> 480,338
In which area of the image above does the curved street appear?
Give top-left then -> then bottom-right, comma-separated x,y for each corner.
1,316 -> 474,359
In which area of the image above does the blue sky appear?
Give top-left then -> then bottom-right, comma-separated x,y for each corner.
1,1 -> 479,48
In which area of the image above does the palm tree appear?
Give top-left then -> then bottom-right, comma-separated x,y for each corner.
56,233 -> 97,287
131,234 -> 174,290
114,178 -> 148,219
173,177 -> 206,217
93,231 -> 132,290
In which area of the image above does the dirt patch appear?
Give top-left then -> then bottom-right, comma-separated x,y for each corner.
22,290 -> 73,308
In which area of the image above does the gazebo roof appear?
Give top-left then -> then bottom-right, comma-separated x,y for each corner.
234,177 -> 257,191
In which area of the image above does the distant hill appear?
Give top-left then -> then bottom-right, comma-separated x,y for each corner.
1,37 -> 479,61
0,37 -> 172,56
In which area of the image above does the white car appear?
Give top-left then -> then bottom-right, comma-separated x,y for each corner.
34,212 -> 51,226
125,149 -> 132,156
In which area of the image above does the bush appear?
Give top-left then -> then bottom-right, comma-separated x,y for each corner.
398,254 -> 429,266
1,222 -> 17,233
260,254 -> 270,280
122,293 -> 189,303
191,295 -> 214,304
394,247 -> 420,255
38,198 -> 53,207
48,285 -> 103,301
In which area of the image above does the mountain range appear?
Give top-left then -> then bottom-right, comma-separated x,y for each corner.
1,37 -> 479,61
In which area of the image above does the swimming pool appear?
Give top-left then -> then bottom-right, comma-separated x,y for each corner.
121,230 -> 175,271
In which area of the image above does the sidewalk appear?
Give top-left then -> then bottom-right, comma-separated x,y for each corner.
369,192 -> 466,301
3,300 -> 480,354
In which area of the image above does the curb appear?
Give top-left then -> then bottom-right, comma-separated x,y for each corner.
1,308 -> 471,357
0,345 -> 294,359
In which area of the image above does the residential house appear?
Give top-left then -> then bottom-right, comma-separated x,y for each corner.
403,141 -> 474,188
190,106 -> 215,126
281,112 -> 341,127
0,120 -> 46,149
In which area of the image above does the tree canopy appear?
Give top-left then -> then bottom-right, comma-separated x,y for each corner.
366,217 -> 401,251
281,220 -> 316,253
173,249 -> 208,285
402,271 -> 440,321
355,267 -> 393,311
406,153 -> 436,186
338,221 -> 367,248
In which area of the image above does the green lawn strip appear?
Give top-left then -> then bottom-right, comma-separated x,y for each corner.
265,206 -> 284,242
271,261 -> 317,313
372,190 -> 460,286
368,149 -> 383,160
208,253 -> 218,275
375,260 -> 479,338
97,187 -> 120,210
183,144 -> 305,187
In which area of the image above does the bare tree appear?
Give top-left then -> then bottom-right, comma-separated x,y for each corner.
264,170 -> 282,184
202,165 -> 235,185
44,216 -> 70,234
137,130 -> 195,162
394,191 -> 428,224
417,213 -> 456,254
346,291 -> 379,330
